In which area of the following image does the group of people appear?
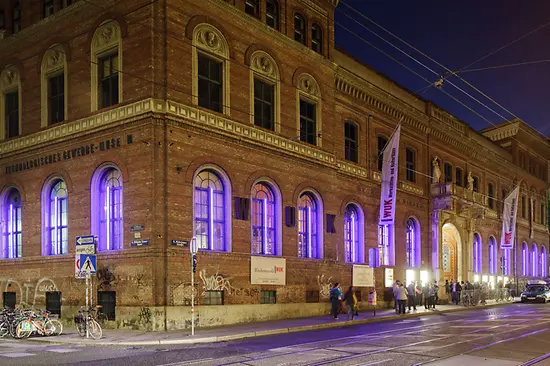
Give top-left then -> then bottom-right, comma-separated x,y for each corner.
329,283 -> 359,321
393,280 -> 439,314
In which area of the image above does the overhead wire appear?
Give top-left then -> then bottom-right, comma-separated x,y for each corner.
3,0 -> 548,204
338,0 -> 550,141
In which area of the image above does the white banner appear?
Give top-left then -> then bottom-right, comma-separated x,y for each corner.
378,124 -> 401,226
353,265 -> 374,287
250,256 -> 286,285
500,185 -> 520,249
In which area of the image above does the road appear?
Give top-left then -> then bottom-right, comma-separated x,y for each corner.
3,303 -> 550,365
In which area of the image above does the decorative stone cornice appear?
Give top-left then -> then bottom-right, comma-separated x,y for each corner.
335,72 -> 430,134
481,121 -> 520,141
336,161 -> 367,179
299,0 -> 328,17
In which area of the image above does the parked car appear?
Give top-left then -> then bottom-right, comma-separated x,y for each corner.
521,281 -> 550,303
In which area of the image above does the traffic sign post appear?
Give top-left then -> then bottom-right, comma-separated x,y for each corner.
75,235 -> 98,339
190,237 -> 197,336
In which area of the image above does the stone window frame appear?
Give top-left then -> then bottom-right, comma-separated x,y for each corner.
297,189 -> 324,260
0,186 -> 23,259
192,23 -> 231,116
41,44 -> 68,127
343,202 -> 365,264
344,120 -> 359,163
192,164 -> 233,253
405,217 -> 420,268
250,178 -> 283,256
91,162 -> 124,252
295,73 -> 322,146
41,175 -> 69,256
249,50 -> 280,132
90,20 -> 123,112
0,65 -> 22,140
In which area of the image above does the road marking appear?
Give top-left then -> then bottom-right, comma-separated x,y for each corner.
159,358 -> 214,366
358,359 -> 393,366
47,348 -> 78,353
0,352 -> 36,358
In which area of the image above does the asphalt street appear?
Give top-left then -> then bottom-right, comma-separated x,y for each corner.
3,303 -> 550,365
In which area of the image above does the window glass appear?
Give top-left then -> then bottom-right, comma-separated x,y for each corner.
198,54 -> 223,113
344,122 -> 358,162
254,79 -> 275,130
294,14 -> 305,44
299,100 -> 316,145
194,170 -> 226,251
251,183 -> 276,255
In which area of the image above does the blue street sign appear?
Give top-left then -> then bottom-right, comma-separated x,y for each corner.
79,254 -> 97,274
76,235 -> 95,245
130,239 -> 150,247
171,240 -> 189,247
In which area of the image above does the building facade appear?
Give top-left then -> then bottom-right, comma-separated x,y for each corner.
0,0 -> 548,330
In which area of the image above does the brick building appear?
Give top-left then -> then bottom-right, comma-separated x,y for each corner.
0,0 -> 548,330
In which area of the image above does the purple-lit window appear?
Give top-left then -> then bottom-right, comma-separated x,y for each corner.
344,205 -> 359,263
532,244 -> 538,277
194,170 -> 225,251
99,169 -> 123,251
473,233 -> 482,273
488,237 -> 496,274
2,189 -> 22,259
406,218 -> 418,267
503,248 -> 510,276
369,247 -> 380,268
541,246 -> 547,277
521,243 -> 529,276
298,192 -> 318,259
46,180 -> 68,255
251,183 -> 276,255
378,224 -> 390,266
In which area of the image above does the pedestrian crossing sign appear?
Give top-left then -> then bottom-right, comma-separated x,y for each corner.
79,254 -> 97,274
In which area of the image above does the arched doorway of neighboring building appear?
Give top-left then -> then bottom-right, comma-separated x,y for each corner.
442,223 -> 462,282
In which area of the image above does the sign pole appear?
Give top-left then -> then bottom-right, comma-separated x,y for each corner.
86,273 -> 89,339
190,237 -> 197,336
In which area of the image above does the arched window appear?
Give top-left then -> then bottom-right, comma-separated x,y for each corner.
488,236 -> 497,274
251,182 -> 280,256
266,0 -> 279,29
522,242 -> 528,276
344,204 -> 364,263
250,51 -> 280,132
91,165 -> 123,252
294,13 -> 306,44
473,233 -> 482,273
194,169 -> 229,251
1,188 -> 22,259
298,192 -> 322,259
41,45 -> 67,127
502,247 -> 510,276
43,179 -> 68,256
541,246 -> 547,278
532,244 -> 538,277
311,24 -> 322,53
406,218 -> 420,267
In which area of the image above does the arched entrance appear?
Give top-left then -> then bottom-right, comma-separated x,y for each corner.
442,223 -> 462,282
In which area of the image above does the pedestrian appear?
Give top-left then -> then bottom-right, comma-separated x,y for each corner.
393,280 -> 401,313
329,282 -> 342,320
451,280 -> 458,305
343,286 -> 356,321
433,280 -> 439,306
428,283 -> 436,309
407,281 -> 417,311
416,281 -> 423,307
445,280 -> 450,296
353,290 -> 359,318
423,281 -> 429,309
457,281 -> 463,304
397,283 -> 408,314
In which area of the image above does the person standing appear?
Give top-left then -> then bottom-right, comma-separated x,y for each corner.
428,283 -> 436,309
433,280 -> 439,306
445,280 -> 450,297
423,281 -> 430,309
343,286 -> 356,321
451,280 -> 458,305
393,280 -> 401,313
330,283 -> 342,320
407,281 -> 417,311
416,281 -> 423,307
397,283 -> 408,314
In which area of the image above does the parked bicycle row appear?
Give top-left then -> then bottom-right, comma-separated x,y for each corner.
0,308 -> 63,339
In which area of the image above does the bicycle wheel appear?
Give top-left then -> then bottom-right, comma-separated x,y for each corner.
15,320 -> 32,339
45,320 -> 63,336
0,321 -> 9,338
87,319 -> 102,340
75,320 -> 86,337
97,312 -> 108,326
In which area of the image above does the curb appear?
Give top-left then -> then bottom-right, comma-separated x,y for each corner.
27,301 -> 518,346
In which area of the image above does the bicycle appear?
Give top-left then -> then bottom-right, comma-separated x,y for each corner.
75,308 -> 102,339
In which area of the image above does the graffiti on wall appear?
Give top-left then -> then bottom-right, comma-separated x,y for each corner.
317,274 -> 333,299
0,277 -> 59,307
199,269 -> 234,295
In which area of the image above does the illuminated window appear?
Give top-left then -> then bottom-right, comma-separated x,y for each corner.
378,224 -> 391,266
406,218 -> 419,267
488,236 -> 497,274
503,247 -> 510,276
44,180 -> 68,255
522,242 -> 528,276
298,192 -> 321,259
473,233 -> 482,273
1,188 -> 22,259
251,182 -> 279,255
541,246 -> 547,277
344,204 -> 363,263
532,244 -> 538,277
194,170 -> 227,251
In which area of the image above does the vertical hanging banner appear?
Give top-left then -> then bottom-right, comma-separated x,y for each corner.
500,185 -> 520,249
378,124 -> 401,226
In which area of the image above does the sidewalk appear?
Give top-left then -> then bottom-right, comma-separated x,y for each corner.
28,299 -> 517,346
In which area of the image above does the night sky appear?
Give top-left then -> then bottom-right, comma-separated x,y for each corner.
335,0 -> 550,136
